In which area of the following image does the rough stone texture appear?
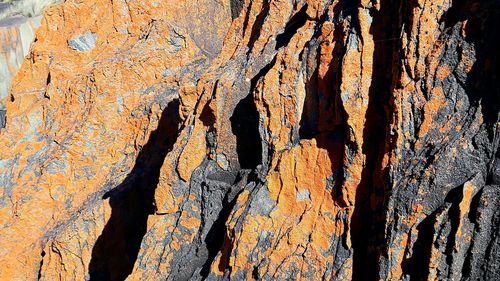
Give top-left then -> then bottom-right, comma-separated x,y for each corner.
0,0 -> 498,280
0,12 -> 41,108
0,0 -> 60,19
68,31 -> 97,52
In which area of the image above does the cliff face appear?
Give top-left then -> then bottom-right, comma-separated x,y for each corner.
0,0 -> 498,280
1,0 -> 60,123
0,8 -> 41,111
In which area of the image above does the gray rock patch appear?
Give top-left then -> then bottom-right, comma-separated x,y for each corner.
296,189 -> 310,201
0,109 -> 5,128
68,32 -> 97,52
249,185 -> 275,216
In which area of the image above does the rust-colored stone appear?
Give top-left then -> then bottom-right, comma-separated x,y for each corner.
0,0 -> 498,280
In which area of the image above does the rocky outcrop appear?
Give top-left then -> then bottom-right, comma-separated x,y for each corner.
0,10 -> 40,111
0,0 -> 60,111
0,0 -> 498,280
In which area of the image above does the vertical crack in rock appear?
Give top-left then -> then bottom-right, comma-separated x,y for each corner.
37,250 -> 46,280
246,0 -> 270,55
298,7 -> 349,205
230,56 -> 277,171
196,51 -> 276,277
88,100 -> 181,280
402,185 -> 465,279
299,64 -> 320,140
443,186 -> 465,270
352,0 -> 402,279
196,47 -> 280,279
196,65 -> 271,278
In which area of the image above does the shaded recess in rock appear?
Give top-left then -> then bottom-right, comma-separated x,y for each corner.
231,95 -> 262,170
298,4 -> 349,204
199,172 -> 250,278
88,99 -> 181,281
246,0 -> 270,55
401,208 -> 439,280
458,0 -> 500,128
401,184 -> 466,279
352,0 -> 401,279
230,0 -> 244,20
275,4 -> 308,50
298,1 -> 350,141
298,64 -> 320,140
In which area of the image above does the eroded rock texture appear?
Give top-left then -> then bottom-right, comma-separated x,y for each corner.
0,6 -> 41,110
0,0 -> 498,280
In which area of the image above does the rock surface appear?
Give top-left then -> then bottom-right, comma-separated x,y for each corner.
0,11 -> 41,109
0,0 -> 60,109
0,0 -> 498,280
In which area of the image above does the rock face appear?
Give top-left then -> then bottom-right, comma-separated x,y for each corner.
0,0 -> 498,280
0,0 -> 61,110
0,10 -> 41,110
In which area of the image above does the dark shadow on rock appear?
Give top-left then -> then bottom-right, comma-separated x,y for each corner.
441,1 -> 499,162
246,0 -> 270,56
459,1 -> 499,130
352,1 -> 401,280
231,93 -> 262,170
199,171 -> 250,279
401,185 -> 465,280
298,0 -> 356,206
196,61 -> 269,278
88,99 -> 180,281
401,209 -> 438,280
295,0 -> 399,279
275,4 -> 308,50
229,0 -> 244,20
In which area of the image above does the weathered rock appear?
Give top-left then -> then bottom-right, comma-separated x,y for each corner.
0,12 -> 41,108
0,0 -> 61,107
0,0 -> 498,280
68,31 -> 97,52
